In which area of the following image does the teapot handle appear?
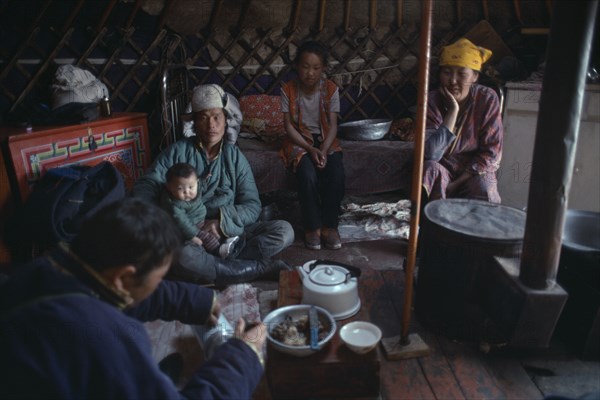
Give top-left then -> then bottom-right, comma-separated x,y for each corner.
308,259 -> 362,278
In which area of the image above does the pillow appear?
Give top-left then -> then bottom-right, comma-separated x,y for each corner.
239,95 -> 284,141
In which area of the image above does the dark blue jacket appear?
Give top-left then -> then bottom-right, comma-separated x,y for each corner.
0,250 -> 263,399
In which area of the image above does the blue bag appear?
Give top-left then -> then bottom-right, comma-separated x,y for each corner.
11,161 -> 126,255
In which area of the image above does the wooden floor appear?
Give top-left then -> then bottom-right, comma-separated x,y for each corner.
258,238 -> 600,400
145,237 -> 599,400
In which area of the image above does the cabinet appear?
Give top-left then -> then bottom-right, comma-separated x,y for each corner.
0,112 -> 151,263
4,112 -> 150,202
497,82 -> 600,212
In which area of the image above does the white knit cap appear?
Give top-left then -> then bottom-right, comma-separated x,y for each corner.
191,84 -> 227,112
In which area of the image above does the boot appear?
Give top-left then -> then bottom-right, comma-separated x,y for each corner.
214,258 -> 292,286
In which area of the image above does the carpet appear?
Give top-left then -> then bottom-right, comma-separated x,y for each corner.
261,190 -> 412,243
339,199 -> 411,243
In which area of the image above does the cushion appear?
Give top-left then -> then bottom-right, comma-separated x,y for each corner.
239,95 -> 284,141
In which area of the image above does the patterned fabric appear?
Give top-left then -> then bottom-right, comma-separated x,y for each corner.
423,84 -> 503,202
279,78 -> 341,169
238,95 -> 284,139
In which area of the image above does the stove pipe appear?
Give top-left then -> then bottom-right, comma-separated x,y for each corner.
519,0 -> 598,289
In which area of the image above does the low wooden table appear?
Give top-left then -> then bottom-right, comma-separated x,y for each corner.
266,268 -> 384,399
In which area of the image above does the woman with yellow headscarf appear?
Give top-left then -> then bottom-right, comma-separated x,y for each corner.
422,38 -> 503,203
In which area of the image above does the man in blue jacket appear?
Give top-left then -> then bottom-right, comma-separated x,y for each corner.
0,198 -> 266,399
134,83 -> 295,285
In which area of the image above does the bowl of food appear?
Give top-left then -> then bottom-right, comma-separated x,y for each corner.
263,304 -> 337,357
338,119 -> 392,141
339,321 -> 382,354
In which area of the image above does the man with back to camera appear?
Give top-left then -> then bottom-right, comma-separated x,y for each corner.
0,197 -> 267,399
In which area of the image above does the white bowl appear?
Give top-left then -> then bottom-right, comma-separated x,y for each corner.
339,321 -> 382,354
263,305 -> 337,357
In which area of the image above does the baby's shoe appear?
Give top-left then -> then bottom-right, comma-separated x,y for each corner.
219,236 -> 241,259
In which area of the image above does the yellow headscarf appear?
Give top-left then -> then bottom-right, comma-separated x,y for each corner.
440,38 -> 492,71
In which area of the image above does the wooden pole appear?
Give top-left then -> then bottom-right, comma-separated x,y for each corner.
343,0 -> 351,32
318,0 -> 327,33
369,0 -> 377,30
399,0 -> 432,344
382,0 -> 433,359
396,0 -> 403,28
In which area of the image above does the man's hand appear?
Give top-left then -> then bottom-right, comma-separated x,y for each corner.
206,299 -> 221,326
234,318 -> 267,361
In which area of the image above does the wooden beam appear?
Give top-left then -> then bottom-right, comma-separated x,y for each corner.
111,30 -> 167,110
235,0 -> 254,32
318,0 -> 327,33
289,0 -> 302,34
239,32 -> 296,96
343,0 -> 351,32
513,0 -> 523,25
207,0 -> 223,33
396,0 -> 403,27
125,0 -> 144,29
158,0 -> 181,32
76,27 -> 108,71
96,0 -> 118,32
222,28 -> 273,88
61,0 -> 85,34
369,0 -> 377,30
9,28 -> 75,113
482,0 -> 489,21
0,27 -> 41,81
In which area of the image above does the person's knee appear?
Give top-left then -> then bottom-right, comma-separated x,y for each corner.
297,155 -> 318,179
270,219 -> 295,248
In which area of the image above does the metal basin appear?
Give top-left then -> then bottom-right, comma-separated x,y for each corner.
263,304 -> 337,357
562,209 -> 600,254
338,119 -> 392,141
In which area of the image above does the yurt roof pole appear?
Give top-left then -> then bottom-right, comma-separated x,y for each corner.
382,0 -> 432,360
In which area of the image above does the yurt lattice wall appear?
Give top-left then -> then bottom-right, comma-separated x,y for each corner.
0,0 -> 552,133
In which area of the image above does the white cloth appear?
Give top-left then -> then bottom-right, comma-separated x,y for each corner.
51,65 -> 108,110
